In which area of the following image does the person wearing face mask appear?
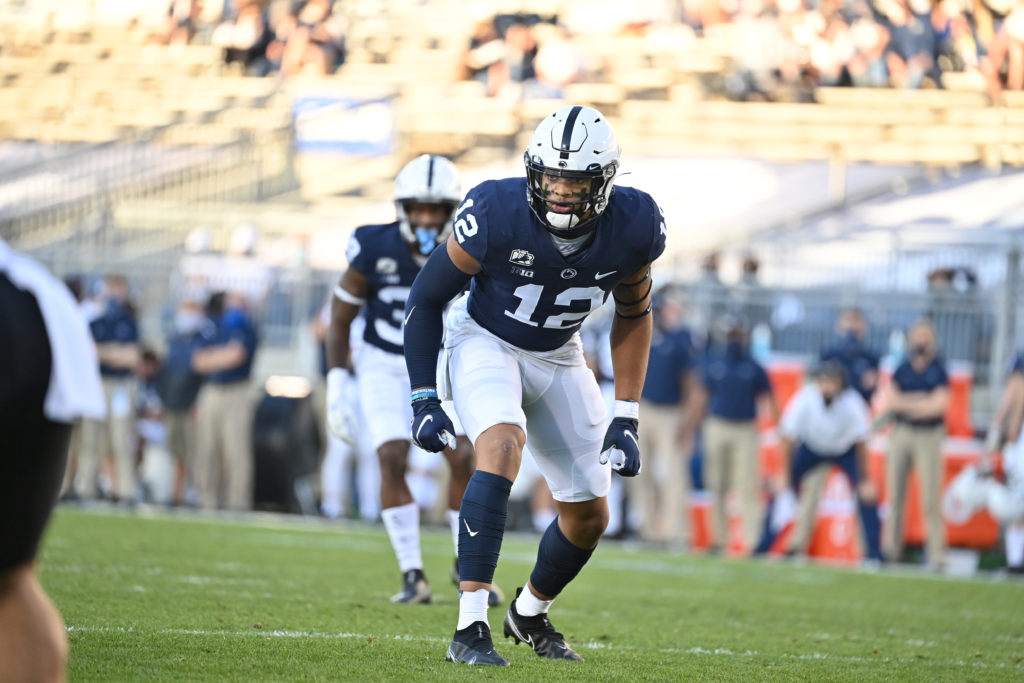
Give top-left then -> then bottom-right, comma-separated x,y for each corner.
773,361 -> 882,562
630,289 -> 701,547
191,291 -> 260,511
882,319 -> 950,570
820,308 -> 881,405
156,300 -> 210,507
78,274 -> 141,503
696,314 -> 778,554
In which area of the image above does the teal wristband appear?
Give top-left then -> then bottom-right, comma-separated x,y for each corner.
411,387 -> 439,402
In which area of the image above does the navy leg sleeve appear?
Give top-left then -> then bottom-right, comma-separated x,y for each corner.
529,517 -> 595,598
458,470 -> 513,584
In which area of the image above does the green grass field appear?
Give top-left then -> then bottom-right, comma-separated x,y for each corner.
42,507 -> 1023,681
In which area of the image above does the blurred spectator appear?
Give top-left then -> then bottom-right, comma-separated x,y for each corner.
689,251 -> 729,337
157,0 -> 203,46
135,348 -> 169,503
881,0 -> 940,88
58,276 -> 95,500
192,291 -> 259,511
157,300 -> 208,506
772,361 -> 883,561
925,266 -> 986,366
530,23 -> 586,98
485,16 -> 539,97
983,4 -> 1024,97
270,0 -> 347,76
735,253 -> 770,330
632,290 -> 702,546
212,0 -> 274,76
78,275 -> 141,503
882,319 -> 950,570
820,307 -> 881,404
215,223 -> 274,312
847,15 -> 892,87
697,314 -> 778,553
457,17 -> 504,83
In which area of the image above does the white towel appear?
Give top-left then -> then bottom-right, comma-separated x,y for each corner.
0,238 -> 105,423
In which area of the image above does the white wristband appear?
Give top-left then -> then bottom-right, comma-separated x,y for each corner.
614,399 -> 639,421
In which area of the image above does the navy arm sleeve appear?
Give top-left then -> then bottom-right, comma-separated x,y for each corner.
403,246 -> 473,391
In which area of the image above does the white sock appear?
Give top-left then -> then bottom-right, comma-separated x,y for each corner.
1007,524 -> 1024,568
514,585 -> 554,617
447,508 -> 460,558
381,502 -> 422,573
457,588 -> 490,630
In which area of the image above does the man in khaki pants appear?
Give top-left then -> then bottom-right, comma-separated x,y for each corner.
192,292 -> 259,511
633,292 -> 701,546
697,316 -> 777,553
883,320 -> 950,570
78,275 -> 140,503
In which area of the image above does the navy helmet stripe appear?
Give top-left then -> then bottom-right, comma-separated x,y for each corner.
427,155 -> 435,191
559,106 -> 583,152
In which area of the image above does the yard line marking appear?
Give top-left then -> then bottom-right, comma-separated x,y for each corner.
64,626 -> 1024,670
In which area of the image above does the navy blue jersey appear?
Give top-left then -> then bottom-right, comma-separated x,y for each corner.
90,300 -> 139,377
642,328 -> 696,405
699,348 -> 772,421
1010,351 -> 1024,377
455,178 -> 666,352
347,222 -> 422,355
891,357 -> 948,427
820,341 -> 881,402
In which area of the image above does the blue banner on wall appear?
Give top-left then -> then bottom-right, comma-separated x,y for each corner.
292,96 -> 395,155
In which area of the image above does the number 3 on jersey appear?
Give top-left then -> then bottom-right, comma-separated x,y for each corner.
504,284 -> 604,329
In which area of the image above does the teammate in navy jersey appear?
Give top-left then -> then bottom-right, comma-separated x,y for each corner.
325,155 -> 502,607
403,105 -> 666,666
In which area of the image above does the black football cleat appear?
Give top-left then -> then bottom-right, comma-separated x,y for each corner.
390,569 -> 431,604
503,587 -> 583,661
450,558 -> 505,607
445,621 -> 509,666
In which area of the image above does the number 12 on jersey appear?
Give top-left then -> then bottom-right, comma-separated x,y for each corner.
504,284 -> 605,329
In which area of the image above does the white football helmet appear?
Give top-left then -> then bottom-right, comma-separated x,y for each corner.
394,154 -> 462,257
524,104 -> 620,238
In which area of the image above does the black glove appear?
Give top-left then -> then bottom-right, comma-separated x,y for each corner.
410,397 -> 456,452
599,417 -> 641,477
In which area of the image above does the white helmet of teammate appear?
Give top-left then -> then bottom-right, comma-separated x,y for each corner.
394,154 -> 462,257
942,465 -> 993,525
524,104 -> 620,239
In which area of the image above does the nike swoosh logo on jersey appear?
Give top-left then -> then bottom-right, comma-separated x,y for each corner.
595,271 -> 617,280
463,519 -> 479,537
404,305 -> 416,326
415,414 -> 433,441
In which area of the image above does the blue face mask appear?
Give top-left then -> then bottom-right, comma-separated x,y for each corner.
414,227 -> 440,256
222,306 -> 246,329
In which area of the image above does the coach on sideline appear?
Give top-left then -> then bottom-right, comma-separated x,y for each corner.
0,238 -> 105,681
774,361 -> 883,561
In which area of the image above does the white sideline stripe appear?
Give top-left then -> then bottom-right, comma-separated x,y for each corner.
64,626 -> 1023,669
66,625 -> 449,645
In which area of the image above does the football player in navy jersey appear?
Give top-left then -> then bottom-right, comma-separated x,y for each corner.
325,155 -> 502,606
403,105 -> 666,666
